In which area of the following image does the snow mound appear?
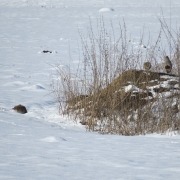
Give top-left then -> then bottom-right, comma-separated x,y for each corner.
99,8 -> 114,13
40,136 -> 58,143
124,84 -> 143,93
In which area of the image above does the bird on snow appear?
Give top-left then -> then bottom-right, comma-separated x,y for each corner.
143,61 -> 152,71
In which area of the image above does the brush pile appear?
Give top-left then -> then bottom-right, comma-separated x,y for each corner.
65,69 -> 180,135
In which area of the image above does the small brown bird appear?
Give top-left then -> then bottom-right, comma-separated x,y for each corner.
12,104 -> 27,114
164,56 -> 172,73
143,62 -> 152,71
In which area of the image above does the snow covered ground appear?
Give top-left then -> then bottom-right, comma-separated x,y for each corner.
0,0 -> 180,179
1,113 -> 180,180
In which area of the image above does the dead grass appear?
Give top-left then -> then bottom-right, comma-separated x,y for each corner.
54,18 -> 180,135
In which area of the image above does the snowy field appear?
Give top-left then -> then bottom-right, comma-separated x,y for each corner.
0,0 -> 180,179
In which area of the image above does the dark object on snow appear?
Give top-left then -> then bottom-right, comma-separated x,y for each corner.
13,104 -> 27,114
164,56 -> 172,73
42,50 -> 52,53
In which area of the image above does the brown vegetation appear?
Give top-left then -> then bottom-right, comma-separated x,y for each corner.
54,18 -> 180,135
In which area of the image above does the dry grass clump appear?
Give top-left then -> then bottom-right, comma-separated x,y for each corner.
65,68 -> 179,135
106,69 -> 160,89
54,18 -> 180,135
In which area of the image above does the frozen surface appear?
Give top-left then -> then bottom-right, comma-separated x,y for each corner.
1,113 -> 180,180
0,0 -> 180,179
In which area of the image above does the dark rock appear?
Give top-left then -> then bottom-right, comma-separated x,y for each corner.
42,50 -> 52,53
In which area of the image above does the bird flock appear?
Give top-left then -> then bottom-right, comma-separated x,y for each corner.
143,56 -> 173,73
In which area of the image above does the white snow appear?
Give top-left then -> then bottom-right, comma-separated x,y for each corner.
40,136 -> 59,143
124,84 -> 142,93
0,0 -> 180,179
99,8 -> 114,13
